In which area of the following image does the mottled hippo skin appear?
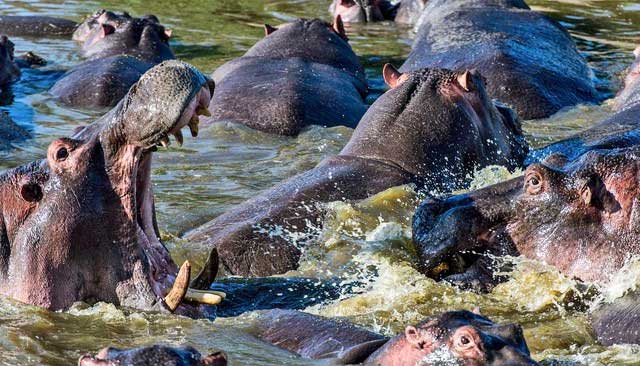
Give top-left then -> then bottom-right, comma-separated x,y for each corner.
252,310 -> 536,365
186,65 -> 527,283
412,51 -> 640,345
0,61 -> 214,314
207,18 -> 367,135
79,346 -> 227,366
401,0 -> 599,120
0,15 -> 78,37
50,10 -> 174,109
330,0 -> 427,24
0,111 -> 29,150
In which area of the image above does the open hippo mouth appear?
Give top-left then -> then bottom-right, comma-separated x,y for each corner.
0,61 -> 222,312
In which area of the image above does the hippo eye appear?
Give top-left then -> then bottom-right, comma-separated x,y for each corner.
525,172 -> 543,195
455,334 -> 476,350
56,147 -> 69,161
460,336 -> 471,345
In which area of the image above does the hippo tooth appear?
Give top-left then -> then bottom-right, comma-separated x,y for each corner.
196,106 -> 211,117
189,116 -> 199,137
163,261 -> 191,312
174,130 -> 184,146
184,288 -> 226,305
159,136 -> 171,148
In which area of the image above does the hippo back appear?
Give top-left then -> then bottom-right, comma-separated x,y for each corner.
404,0 -> 599,119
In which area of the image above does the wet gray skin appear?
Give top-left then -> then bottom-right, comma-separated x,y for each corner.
401,0 -> 601,120
206,18 -> 367,136
186,65 -> 527,283
0,15 -> 78,38
248,309 -> 537,366
0,111 -> 29,150
0,35 -> 20,87
79,345 -> 227,366
0,60 -> 213,314
50,10 -> 174,109
411,50 -> 640,344
329,0 -> 426,24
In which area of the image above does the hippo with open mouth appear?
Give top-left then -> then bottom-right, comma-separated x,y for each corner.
0,60 -> 219,314
329,0 -> 427,24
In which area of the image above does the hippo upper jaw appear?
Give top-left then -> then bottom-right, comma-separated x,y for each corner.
0,61 -> 213,312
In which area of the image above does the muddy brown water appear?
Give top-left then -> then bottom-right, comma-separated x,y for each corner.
0,0 -> 639,365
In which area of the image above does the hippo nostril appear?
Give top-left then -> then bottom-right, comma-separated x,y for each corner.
20,183 -> 43,203
56,147 -> 69,161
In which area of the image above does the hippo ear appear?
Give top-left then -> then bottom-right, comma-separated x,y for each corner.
201,351 -> 227,366
472,307 -> 482,315
100,24 -> 115,38
405,326 -> 435,351
264,24 -> 278,36
20,182 -> 43,203
77,355 -> 113,366
457,70 -> 474,92
164,29 -> 172,39
634,46 -> 640,58
332,14 -> 348,40
383,64 -> 406,89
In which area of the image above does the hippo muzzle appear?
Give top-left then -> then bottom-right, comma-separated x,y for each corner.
0,60 -> 214,312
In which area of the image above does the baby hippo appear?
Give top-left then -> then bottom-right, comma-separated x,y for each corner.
79,346 -> 227,366
251,309 -> 537,366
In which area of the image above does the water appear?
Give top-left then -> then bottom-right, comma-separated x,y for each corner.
0,0 -> 639,365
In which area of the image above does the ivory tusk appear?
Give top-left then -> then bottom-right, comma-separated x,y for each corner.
163,261 -> 191,312
185,288 -> 226,305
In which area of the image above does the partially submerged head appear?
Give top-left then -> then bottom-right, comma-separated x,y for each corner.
329,0 -> 386,23
79,345 -> 227,366
0,60 -> 214,312
342,64 -> 526,187
368,310 -> 537,366
73,9 -> 173,61
0,35 -> 20,86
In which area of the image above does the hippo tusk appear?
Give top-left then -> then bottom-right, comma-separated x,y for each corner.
173,130 -> 184,146
184,288 -> 226,305
188,115 -> 200,137
159,135 -> 171,148
162,261 -> 191,312
196,106 -> 211,117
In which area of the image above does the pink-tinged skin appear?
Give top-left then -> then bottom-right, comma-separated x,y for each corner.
329,0 -> 386,22
0,61 -> 214,315
615,46 -> 640,110
78,346 -> 227,366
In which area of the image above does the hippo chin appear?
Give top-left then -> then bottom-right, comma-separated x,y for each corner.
186,64 -> 526,283
402,0 -> 600,120
0,60 -> 214,314
411,48 -> 640,344
51,10 -> 174,109
253,309 -> 537,366
79,346 -> 227,366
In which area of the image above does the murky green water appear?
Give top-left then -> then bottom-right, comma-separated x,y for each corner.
0,1 -> 640,365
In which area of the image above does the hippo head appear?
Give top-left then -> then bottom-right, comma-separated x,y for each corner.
368,310 -> 537,366
0,35 -> 20,86
330,0 -> 386,22
73,9 -> 172,61
414,148 -> 640,286
79,346 -> 227,366
615,46 -> 640,110
0,60 -> 214,312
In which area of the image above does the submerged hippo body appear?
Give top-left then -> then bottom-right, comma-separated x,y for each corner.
79,346 -> 227,366
0,35 -> 21,87
330,0 -> 427,24
50,11 -> 174,109
411,50 -> 640,344
0,15 -> 78,37
0,111 -> 29,150
402,0 -> 599,120
207,18 -> 367,135
252,310 -> 536,365
0,60 -> 214,314
187,65 -> 527,282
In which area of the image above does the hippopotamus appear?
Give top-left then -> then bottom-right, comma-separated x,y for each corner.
0,15 -> 78,37
329,0 -> 427,24
205,17 -> 368,135
0,60 -> 220,315
401,0 -> 600,120
0,111 -> 29,150
250,309 -> 537,365
0,35 -> 20,87
185,64 -> 527,284
50,11 -> 174,109
79,346 -> 227,366
411,49 -> 640,344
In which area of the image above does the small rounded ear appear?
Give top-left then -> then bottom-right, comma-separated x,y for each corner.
164,28 -> 173,39
201,351 -> 227,366
333,14 -> 347,39
20,182 -> 42,203
472,307 -> 482,315
457,70 -> 473,92
404,326 -> 433,350
264,24 -> 278,36
100,24 -> 115,38
383,63 -> 404,88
